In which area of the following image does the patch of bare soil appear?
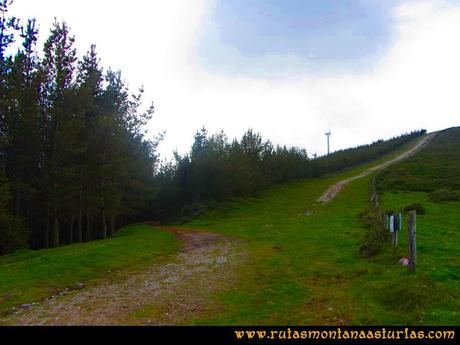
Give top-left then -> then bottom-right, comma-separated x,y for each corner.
317,133 -> 437,203
1,227 -> 246,325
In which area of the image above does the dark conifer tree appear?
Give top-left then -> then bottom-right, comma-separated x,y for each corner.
0,3 -> 428,255
40,20 -> 78,247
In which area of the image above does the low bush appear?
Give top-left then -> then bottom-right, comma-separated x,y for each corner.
428,189 -> 459,203
403,203 -> 426,215
359,208 -> 389,259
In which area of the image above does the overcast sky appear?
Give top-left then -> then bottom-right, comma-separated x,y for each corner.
9,0 -> 460,158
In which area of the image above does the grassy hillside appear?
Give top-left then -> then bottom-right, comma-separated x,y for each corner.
377,127 -> 460,193
163,134 -> 457,325
2,131 -> 458,325
0,224 -> 179,313
373,127 -> 460,324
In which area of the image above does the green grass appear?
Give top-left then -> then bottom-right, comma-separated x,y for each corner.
182,176 -> 395,324
377,127 -> 460,193
0,224 -> 179,313
373,191 -> 460,324
366,127 -> 460,325
2,131 -> 458,326
173,132 -> 459,325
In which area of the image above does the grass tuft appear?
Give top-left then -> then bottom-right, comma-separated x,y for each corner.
358,208 -> 388,259
428,189 -> 459,203
403,203 -> 426,215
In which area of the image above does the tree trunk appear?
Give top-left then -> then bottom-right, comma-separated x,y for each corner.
85,207 -> 91,241
14,159 -> 24,217
69,214 -> 75,244
45,205 -> 50,248
101,208 -> 107,239
77,210 -> 82,243
100,146 -> 107,239
52,216 -> 59,247
15,180 -> 21,217
108,215 -> 114,237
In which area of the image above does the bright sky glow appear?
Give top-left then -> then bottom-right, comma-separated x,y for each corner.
8,0 -> 460,159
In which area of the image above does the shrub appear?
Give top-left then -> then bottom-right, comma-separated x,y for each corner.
376,275 -> 437,314
359,208 -> 388,259
428,189 -> 459,203
403,203 -> 426,215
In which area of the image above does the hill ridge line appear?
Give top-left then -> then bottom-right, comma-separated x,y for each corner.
317,132 -> 438,203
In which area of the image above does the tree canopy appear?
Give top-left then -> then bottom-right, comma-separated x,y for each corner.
0,3 -> 158,254
0,2 -> 426,255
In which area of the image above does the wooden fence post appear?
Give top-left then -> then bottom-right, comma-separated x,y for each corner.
370,176 -> 379,207
390,214 -> 396,246
394,225 -> 399,247
392,213 -> 401,247
408,211 -> 417,273
391,228 -> 397,247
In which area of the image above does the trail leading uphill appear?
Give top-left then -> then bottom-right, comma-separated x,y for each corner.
317,132 -> 438,203
1,129 -> 453,326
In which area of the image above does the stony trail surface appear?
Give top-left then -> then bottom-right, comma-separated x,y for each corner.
1,227 -> 246,325
317,133 -> 437,203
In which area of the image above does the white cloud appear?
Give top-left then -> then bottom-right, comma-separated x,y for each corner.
9,0 -> 460,159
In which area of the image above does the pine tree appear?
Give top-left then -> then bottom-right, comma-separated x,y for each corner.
41,20 -> 77,247
1,9 -> 164,254
0,0 -> 29,254
74,44 -> 103,242
5,19 -> 41,219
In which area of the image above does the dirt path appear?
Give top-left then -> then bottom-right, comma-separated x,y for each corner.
317,133 -> 437,203
1,228 -> 246,325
